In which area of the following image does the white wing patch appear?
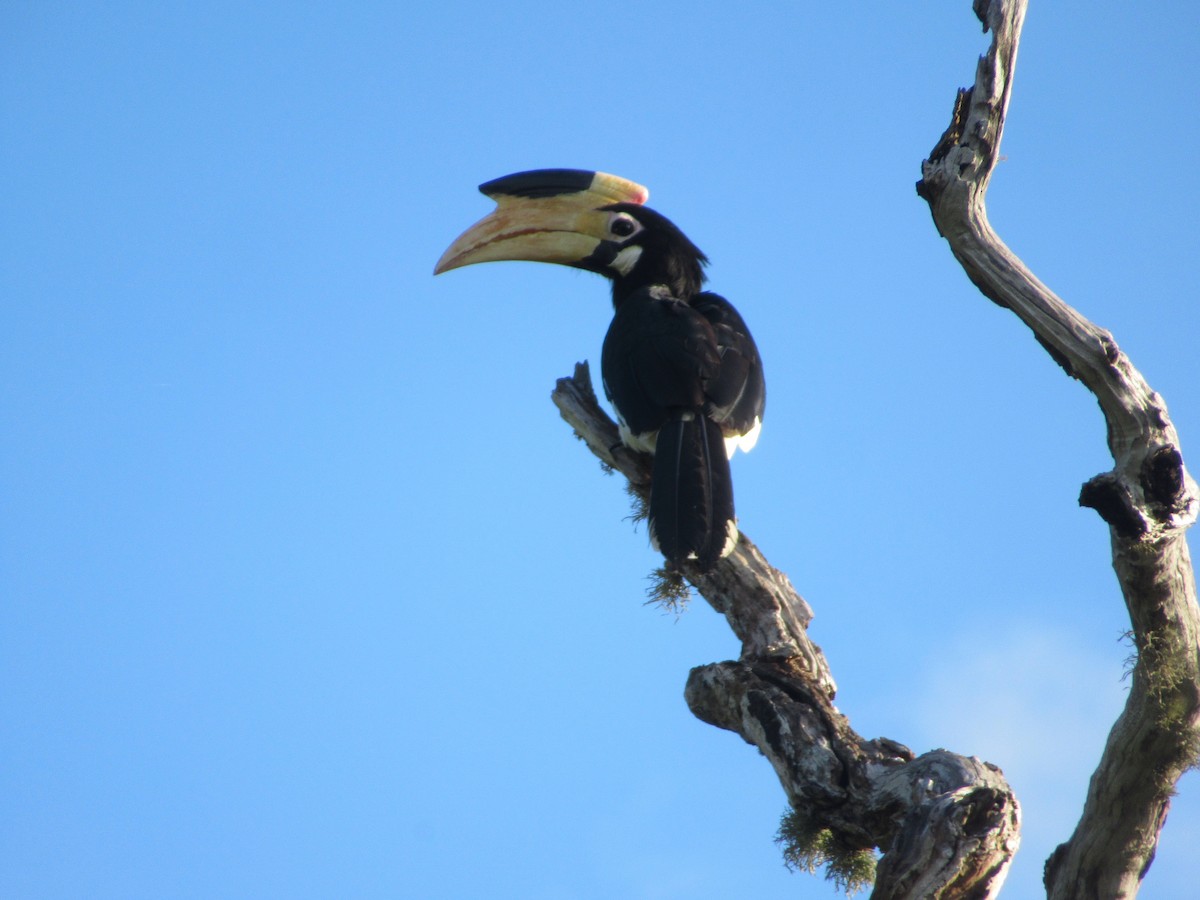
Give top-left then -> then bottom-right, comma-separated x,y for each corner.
724,416 -> 762,459
618,420 -> 658,454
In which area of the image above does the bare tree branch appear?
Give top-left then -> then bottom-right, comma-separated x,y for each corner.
553,364 -> 1021,898
917,1 -> 1200,896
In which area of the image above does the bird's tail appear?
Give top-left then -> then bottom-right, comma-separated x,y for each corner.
649,411 -> 737,571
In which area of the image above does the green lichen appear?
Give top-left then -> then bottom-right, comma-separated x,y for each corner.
776,807 -> 876,897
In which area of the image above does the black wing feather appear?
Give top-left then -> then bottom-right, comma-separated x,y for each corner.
690,292 -> 765,440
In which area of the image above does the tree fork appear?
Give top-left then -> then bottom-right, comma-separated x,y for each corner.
553,2 -> 1197,895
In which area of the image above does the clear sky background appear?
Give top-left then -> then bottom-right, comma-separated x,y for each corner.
3,3 -> 1198,898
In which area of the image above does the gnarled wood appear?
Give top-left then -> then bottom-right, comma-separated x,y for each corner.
917,1 -> 1200,896
549,2 -> 1197,896
553,364 -> 1021,898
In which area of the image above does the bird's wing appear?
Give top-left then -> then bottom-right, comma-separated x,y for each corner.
691,292 -> 765,445
601,290 -> 722,436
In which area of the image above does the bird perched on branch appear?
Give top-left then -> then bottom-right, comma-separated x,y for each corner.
435,169 -> 764,572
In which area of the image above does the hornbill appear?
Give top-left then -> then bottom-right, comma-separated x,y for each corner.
434,169 -> 764,572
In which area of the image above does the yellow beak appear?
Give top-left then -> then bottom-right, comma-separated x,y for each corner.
434,170 -> 649,275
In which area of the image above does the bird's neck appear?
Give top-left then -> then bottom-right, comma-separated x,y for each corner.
610,258 -> 704,308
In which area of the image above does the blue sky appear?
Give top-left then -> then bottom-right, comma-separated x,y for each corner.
3,3 -> 1198,898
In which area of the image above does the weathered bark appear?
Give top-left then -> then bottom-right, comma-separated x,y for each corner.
917,1 -> 1200,897
553,366 -> 1021,898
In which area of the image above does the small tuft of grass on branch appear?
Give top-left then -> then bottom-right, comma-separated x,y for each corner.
624,481 -> 649,524
646,566 -> 690,614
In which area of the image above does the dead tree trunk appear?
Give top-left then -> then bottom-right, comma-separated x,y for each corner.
551,1 -> 1196,896
916,1 -> 1200,897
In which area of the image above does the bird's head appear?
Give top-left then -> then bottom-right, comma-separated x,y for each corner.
434,169 -> 707,304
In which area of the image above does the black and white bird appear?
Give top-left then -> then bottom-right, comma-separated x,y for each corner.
435,169 -> 764,572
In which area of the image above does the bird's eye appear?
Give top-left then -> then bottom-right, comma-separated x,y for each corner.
609,214 -> 639,238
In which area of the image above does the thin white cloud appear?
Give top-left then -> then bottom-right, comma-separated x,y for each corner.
910,623 -> 1130,898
